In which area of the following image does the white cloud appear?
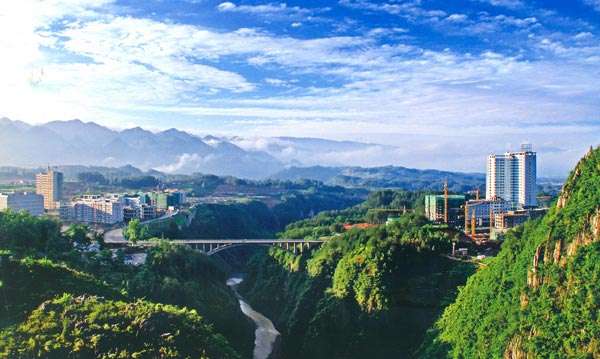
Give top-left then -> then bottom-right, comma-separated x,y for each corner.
339,0 -> 446,21
476,0 -> 524,9
217,2 -> 236,11
154,153 -> 209,173
584,0 -> 600,11
2,0 -> 599,176
446,14 -> 468,22
574,31 -> 594,39
216,2 -> 327,19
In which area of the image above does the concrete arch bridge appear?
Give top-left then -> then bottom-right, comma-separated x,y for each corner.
136,239 -> 325,256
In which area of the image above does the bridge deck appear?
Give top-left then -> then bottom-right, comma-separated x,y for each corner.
134,239 -> 324,246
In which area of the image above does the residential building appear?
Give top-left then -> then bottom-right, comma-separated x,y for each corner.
123,206 -> 141,222
36,167 -> 63,209
0,192 -> 44,216
151,190 -> 185,211
140,205 -> 157,219
123,195 -> 157,222
73,195 -> 123,224
486,144 -> 537,209
494,208 -> 548,231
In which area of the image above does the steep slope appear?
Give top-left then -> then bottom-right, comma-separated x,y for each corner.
239,213 -> 476,359
0,257 -> 125,328
421,146 -> 600,358
0,294 -> 241,358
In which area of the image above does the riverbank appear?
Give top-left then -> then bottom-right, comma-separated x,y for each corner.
227,276 -> 280,359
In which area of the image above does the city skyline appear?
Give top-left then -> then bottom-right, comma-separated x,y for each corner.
2,1 -> 599,176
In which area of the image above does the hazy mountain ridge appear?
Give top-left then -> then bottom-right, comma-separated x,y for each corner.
271,165 -> 486,192
0,118 -> 490,190
0,118 -> 281,179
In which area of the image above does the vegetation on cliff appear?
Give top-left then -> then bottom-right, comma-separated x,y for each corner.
239,191 -> 475,358
420,147 -> 600,358
0,294 -> 240,358
0,210 -> 250,357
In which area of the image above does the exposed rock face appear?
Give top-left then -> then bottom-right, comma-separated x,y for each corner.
421,146 -> 600,359
504,334 -> 526,359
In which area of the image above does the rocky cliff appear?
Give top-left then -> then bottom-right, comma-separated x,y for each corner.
420,146 -> 600,358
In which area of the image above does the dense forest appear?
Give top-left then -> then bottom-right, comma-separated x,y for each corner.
0,210 -> 254,358
419,146 -> 600,358
172,189 -> 365,239
237,191 -> 476,358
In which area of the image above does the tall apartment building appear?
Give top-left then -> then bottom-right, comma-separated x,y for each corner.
36,167 -> 63,209
486,144 -> 537,209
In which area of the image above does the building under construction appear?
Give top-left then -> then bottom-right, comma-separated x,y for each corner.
425,194 -> 466,225
464,198 -> 508,230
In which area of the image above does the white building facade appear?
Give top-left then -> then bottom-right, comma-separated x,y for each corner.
486,144 -> 537,209
73,195 -> 124,224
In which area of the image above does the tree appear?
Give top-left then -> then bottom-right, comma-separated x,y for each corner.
122,219 -> 148,243
64,223 -> 90,245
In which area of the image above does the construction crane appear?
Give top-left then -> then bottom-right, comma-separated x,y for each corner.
467,188 -> 480,200
465,201 -> 486,235
489,205 -> 494,236
464,202 -> 469,233
444,180 -> 448,224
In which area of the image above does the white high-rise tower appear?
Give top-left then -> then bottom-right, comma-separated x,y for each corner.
486,144 -> 537,209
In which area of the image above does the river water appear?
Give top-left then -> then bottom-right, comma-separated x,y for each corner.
226,277 -> 280,359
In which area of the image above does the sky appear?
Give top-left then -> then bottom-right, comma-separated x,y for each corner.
1,0 -> 599,176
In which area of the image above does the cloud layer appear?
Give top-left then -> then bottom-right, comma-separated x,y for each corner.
1,0 -> 599,176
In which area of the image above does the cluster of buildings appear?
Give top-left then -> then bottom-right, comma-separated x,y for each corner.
0,145 -> 549,236
0,167 -> 186,225
60,190 -> 186,224
0,167 -> 60,217
425,144 -> 547,236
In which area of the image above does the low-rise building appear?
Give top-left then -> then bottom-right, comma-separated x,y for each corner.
0,192 -> 44,216
494,208 -> 548,230
465,197 -> 509,228
72,195 -> 124,224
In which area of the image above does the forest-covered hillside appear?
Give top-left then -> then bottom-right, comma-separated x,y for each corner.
237,191 -> 476,358
0,211 -> 252,358
420,146 -> 600,358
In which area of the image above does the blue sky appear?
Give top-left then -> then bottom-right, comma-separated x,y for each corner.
1,0 -> 599,176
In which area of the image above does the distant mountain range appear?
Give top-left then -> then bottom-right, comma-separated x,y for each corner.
270,165 -> 486,192
0,118 -> 490,190
0,118 -> 282,179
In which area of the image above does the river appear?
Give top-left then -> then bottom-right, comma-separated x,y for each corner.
226,276 -> 280,359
